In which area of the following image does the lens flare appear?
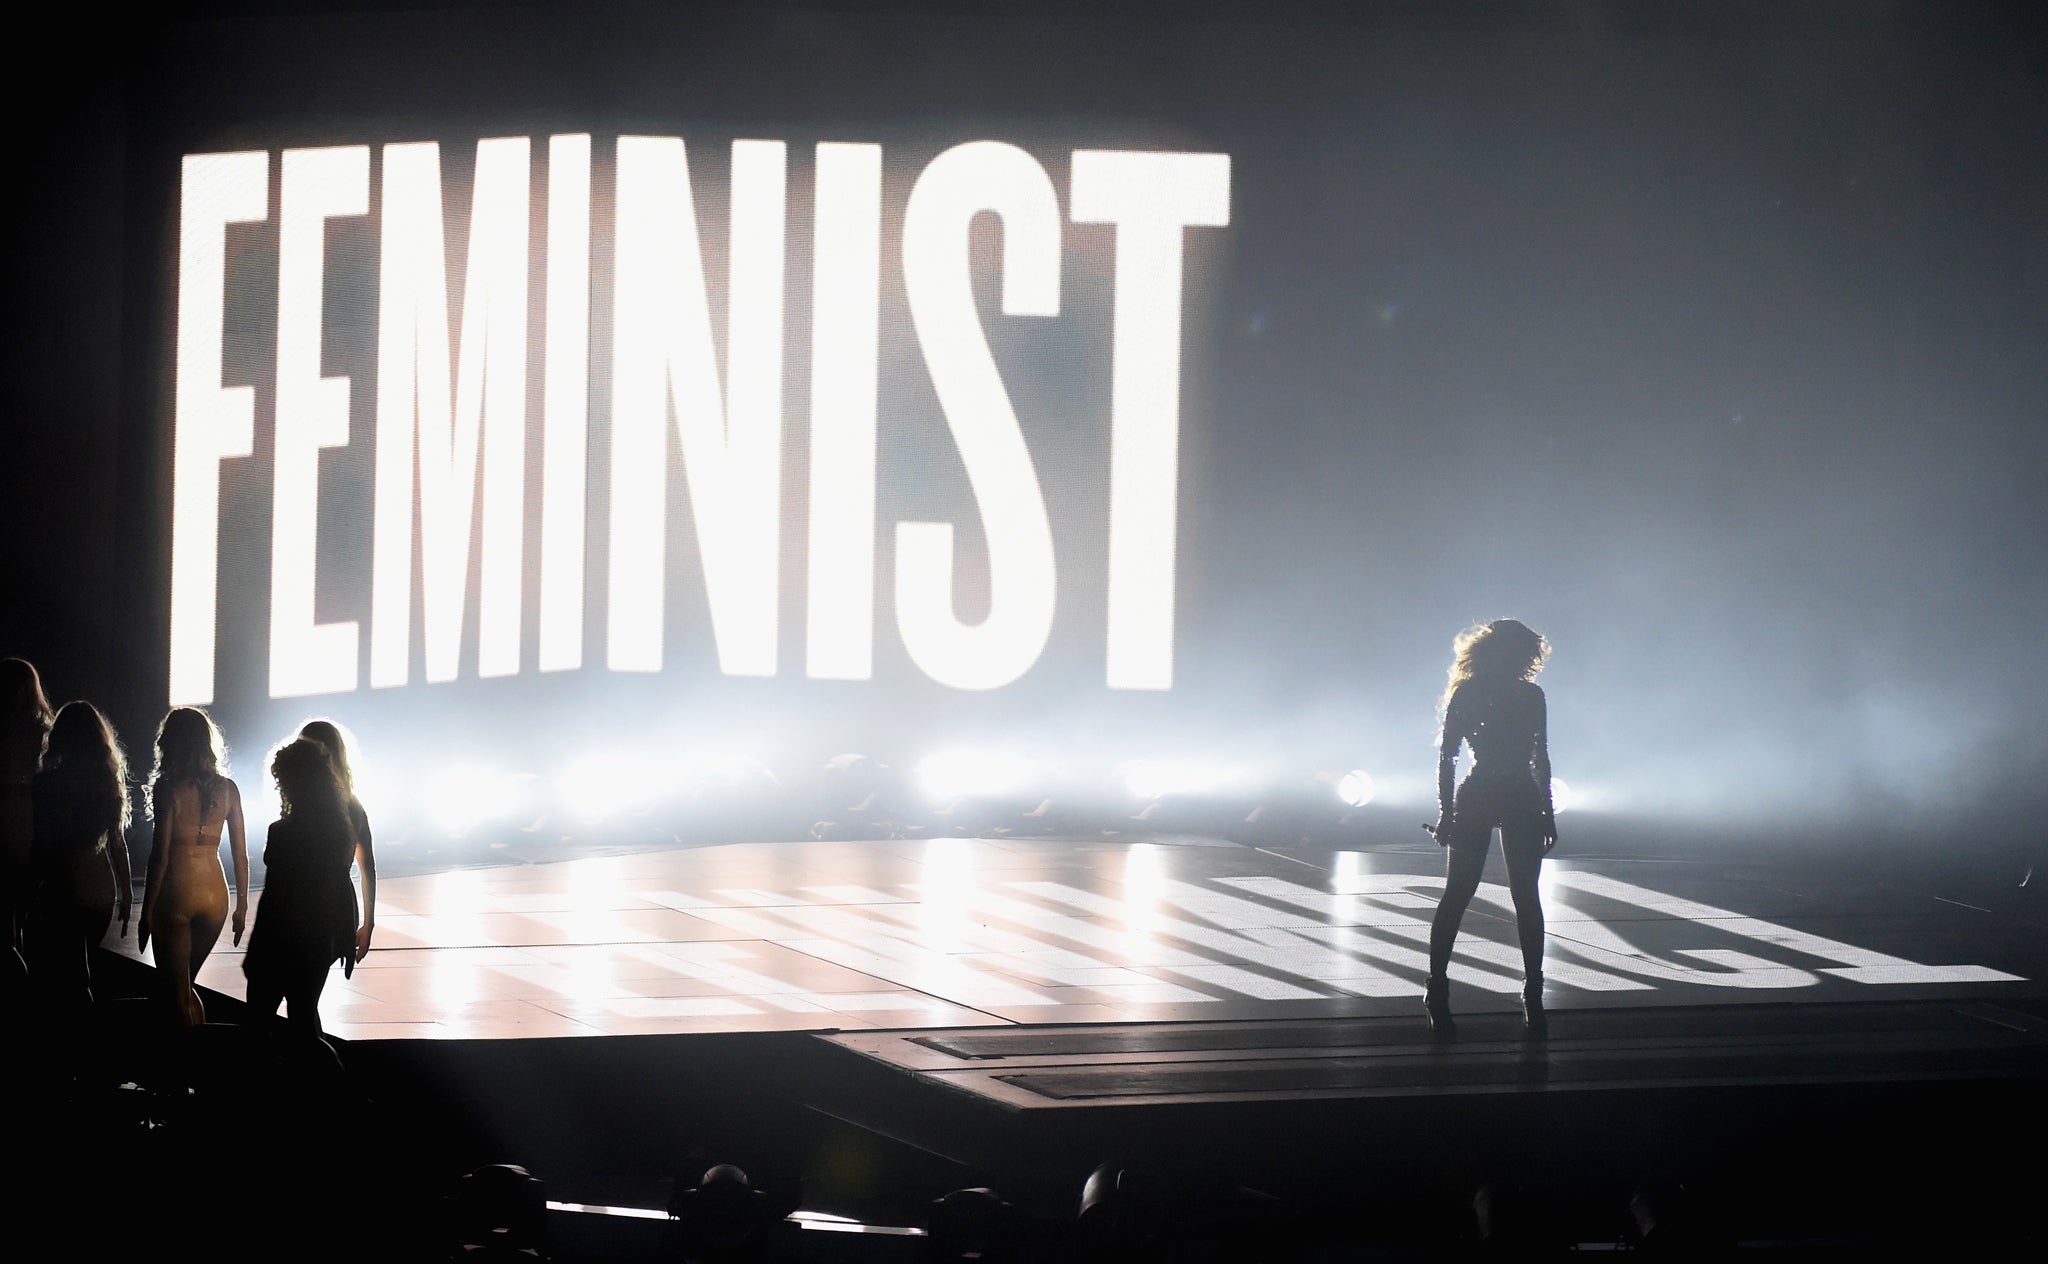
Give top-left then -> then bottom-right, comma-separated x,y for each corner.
1550,777 -> 1573,813
1335,770 -> 1375,807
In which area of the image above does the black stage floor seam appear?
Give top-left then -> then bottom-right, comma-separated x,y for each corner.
901,997 -> 2040,1060
983,1041 -> 2048,1103
891,1028 -> 2044,1076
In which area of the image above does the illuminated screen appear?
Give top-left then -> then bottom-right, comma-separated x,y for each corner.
171,137 -> 1227,696
132,4 -> 2048,836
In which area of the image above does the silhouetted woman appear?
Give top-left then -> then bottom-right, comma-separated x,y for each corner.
1,659 -> 54,977
297,719 -> 375,962
242,738 -> 361,1033
1425,619 -> 1557,1037
137,708 -> 249,1026
27,701 -> 132,1009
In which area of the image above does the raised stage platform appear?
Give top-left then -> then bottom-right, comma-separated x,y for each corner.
91,832 -> 2048,1250
114,833 -> 2039,1042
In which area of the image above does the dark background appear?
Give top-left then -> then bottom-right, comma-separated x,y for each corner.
5,0 -> 2046,851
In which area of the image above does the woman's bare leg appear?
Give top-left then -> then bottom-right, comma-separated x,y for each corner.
187,910 -> 224,987
156,918 -> 205,1027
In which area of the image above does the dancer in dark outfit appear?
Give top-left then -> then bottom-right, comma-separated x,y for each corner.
1425,619 -> 1557,1038
26,701 -> 132,1011
297,719 -> 375,962
242,738 -> 360,1035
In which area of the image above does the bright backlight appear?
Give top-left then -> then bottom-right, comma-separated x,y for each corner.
1336,770 -> 1375,808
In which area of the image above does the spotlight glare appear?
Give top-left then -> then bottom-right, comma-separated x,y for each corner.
1550,777 -> 1573,813
1336,770 -> 1375,808
915,751 -> 1036,801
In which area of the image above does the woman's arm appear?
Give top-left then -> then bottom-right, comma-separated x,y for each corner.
138,785 -> 170,953
353,802 -> 376,960
227,780 -> 249,945
1533,687 -> 1557,851
109,798 -> 133,936
1435,689 -> 1466,843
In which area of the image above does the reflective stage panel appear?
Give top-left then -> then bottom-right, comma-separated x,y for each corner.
115,835 -> 2038,1041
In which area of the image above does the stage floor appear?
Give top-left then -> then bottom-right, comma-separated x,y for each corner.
114,834 -> 2041,1041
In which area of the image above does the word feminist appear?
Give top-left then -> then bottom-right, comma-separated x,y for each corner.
169,136 -> 1231,704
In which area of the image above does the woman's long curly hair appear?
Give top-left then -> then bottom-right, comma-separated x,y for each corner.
1439,619 -> 1551,717
271,737 -> 350,826
149,707 -> 230,819
39,700 -> 131,831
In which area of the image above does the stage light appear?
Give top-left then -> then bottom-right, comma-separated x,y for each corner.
425,766 -> 527,834
915,750 -> 1036,801
1335,770 -> 1374,807
1120,758 -> 1240,801
1551,777 -> 1573,813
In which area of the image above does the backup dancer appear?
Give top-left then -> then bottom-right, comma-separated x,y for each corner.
138,708 -> 249,1026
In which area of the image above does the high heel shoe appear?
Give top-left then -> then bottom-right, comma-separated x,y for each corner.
1521,975 -> 1548,1038
1424,974 -> 1456,1039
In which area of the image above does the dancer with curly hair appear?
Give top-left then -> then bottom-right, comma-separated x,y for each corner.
1425,619 -> 1557,1038
242,738 -> 362,1034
